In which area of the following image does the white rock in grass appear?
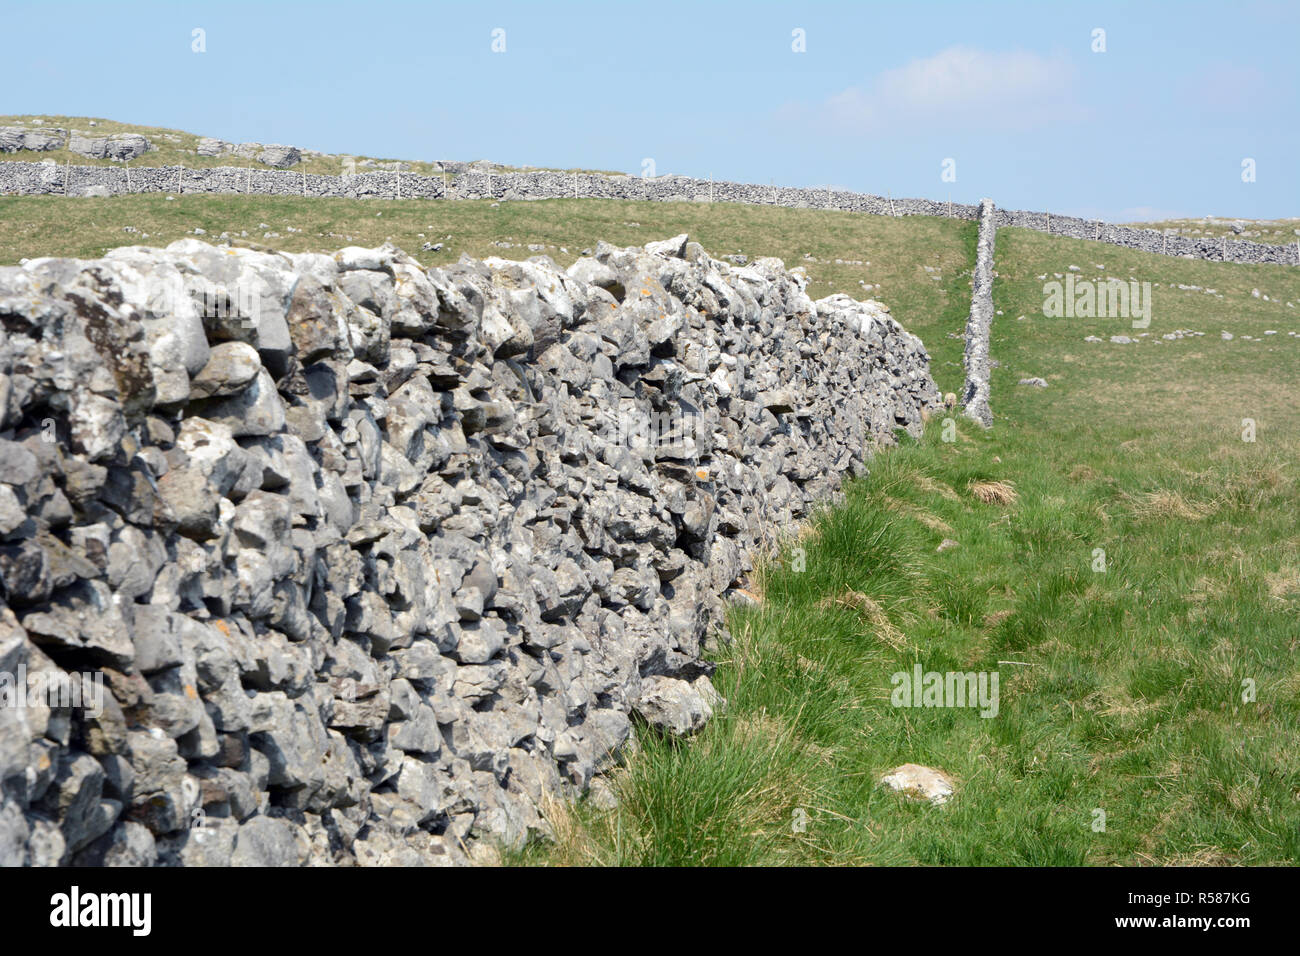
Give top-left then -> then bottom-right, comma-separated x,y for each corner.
881,764 -> 955,805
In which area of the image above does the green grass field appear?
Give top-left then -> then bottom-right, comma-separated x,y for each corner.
4,191 -> 1298,865
0,192 -> 974,312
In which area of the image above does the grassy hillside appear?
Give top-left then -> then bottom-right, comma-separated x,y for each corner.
0,114 -> 620,177
0,193 -> 974,315
1122,214 -> 1300,243
4,190 -> 1299,865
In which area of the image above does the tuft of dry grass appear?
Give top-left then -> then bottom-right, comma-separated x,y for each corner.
533,789 -> 608,867
1124,489 -> 1218,521
1216,464 -> 1290,510
1149,847 -> 1241,867
967,479 -> 1019,506
1095,687 -> 1158,719
819,589 -> 908,650
914,475 -> 962,502
1264,568 -> 1300,603
983,609 -> 1015,628
882,495 -> 953,534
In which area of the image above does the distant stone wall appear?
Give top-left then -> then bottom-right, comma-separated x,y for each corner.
994,208 -> 1297,266
2,161 -> 1295,267
0,234 -> 938,866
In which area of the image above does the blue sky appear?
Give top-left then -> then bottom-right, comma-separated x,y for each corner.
5,0 -> 1297,221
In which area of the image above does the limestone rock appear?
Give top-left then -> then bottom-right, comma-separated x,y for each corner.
880,763 -> 956,805
258,145 -> 301,168
0,126 -> 67,152
68,133 -> 152,161
634,675 -> 721,736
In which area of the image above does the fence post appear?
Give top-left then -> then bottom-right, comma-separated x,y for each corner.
302,171 -> 307,197
177,166 -> 183,194
709,175 -> 713,203
64,157 -> 69,195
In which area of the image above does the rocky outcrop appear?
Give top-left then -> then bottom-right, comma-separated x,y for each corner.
0,235 -> 938,866
256,145 -> 301,169
195,137 -> 230,158
196,139 -> 301,168
67,133 -> 153,162
0,127 -> 67,153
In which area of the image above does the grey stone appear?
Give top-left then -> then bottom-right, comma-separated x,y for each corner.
75,820 -> 157,866
189,341 -> 263,399
634,675 -> 720,736
39,752 -> 116,855
203,368 -> 286,436
20,580 -> 135,668
231,815 -> 306,866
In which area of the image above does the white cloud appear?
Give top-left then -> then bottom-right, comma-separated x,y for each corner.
794,46 -> 1080,133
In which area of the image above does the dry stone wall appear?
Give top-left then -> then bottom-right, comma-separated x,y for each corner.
0,234 -> 938,866
1,161 -> 1295,266
961,200 -> 997,428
